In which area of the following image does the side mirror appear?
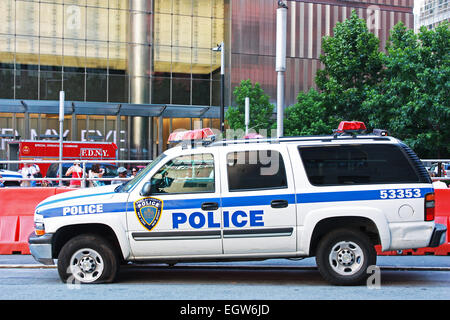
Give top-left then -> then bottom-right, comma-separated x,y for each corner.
140,182 -> 152,196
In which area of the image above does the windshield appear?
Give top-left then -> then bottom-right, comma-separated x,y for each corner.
115,153 -> 167,193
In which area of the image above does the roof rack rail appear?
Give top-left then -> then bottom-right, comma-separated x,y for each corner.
208,134 -> 391,147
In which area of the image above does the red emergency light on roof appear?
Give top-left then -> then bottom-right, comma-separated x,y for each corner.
336,121 -> 367,133
168,128 -> 215,144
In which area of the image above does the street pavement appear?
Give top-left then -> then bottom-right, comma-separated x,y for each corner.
1,254 -> 449,269
0,254 -> 449,301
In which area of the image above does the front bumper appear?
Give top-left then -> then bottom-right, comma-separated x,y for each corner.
428,224 -> 447,248
28,232 -> 54,265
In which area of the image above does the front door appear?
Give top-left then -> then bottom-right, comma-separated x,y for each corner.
126,151 -> 222,259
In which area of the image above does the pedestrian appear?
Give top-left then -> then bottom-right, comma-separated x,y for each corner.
432,180 -> 448,189
19,163 -> 32,187
434,163 -> 446,177
131,167 -> 138,177
88,164 -> 104,187
66,160 -> 83,188
112,167 -> 128,185
29,163 -> 42,187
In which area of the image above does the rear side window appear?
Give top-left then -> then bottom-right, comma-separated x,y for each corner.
298,144 -> 422,186
227,150 -> 287,191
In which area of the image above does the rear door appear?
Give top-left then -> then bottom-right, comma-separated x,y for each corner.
220,144 -> 297,255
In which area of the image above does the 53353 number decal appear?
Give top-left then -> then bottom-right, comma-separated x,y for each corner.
379,188 -> 422,199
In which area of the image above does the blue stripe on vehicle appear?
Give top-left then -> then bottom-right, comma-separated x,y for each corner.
221,194 -> 296,208
39,202 -> 128,218
162,194 -> 295,210
163,198 -> 221,210
38,187 -> 433,218
297,188 -> 433,203
36,192 -> 116,209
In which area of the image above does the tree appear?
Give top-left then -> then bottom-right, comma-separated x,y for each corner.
316,10 -> 384,122
225,80 -> 275,135
284,89 -> 339,136
364,22 -> 450,158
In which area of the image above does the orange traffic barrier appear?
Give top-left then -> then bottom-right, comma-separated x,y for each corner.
0,187 -> 74,254
377,188 -> 450,256
0,187 -> 448,255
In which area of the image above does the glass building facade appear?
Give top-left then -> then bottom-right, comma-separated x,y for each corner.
0,0 -> 226,103
0,0 -> 226,160
0,0 -> 414,161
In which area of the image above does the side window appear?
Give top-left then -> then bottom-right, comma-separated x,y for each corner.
227,150 -> 287,192
150,153 -> 215,194
298,144 -> 421,186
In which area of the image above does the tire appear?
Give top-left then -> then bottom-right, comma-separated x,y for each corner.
57,234 -> 119,284
315,229 -> 376,286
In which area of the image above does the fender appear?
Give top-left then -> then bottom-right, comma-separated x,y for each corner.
45,214 -> 132,260
298,205 -> 391,255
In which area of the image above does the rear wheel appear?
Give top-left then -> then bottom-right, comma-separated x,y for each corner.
57,234 -> 119,284
316,229 -> 376,286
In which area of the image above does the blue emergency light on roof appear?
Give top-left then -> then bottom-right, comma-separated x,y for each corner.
167,128 -> 216,146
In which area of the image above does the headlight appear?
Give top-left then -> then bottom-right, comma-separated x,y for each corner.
34,213 -> 45,236
34,222 -> 45,236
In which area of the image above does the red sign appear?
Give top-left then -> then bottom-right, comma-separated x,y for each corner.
80,148 -> 112,158
9,140 -> 118,176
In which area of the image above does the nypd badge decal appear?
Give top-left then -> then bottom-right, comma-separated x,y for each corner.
134,197 -> 163,231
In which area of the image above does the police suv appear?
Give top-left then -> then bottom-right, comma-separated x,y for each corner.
28,122 -> 446,286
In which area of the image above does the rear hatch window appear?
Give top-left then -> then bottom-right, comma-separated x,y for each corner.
298,144 -> 429,186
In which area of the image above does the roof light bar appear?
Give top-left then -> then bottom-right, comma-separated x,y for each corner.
333,121 -> 367,137
372,129 -> 389,136
167,128 -> 216,146
337,121 -> 366,132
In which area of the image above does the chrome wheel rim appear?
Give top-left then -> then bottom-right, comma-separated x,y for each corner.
329,241 -> 364,276
69,248 -> 104,283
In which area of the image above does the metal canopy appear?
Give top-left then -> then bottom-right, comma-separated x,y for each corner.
0,99 -> 221,119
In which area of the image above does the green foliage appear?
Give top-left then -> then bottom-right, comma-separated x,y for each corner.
225,79 -> 275,133
316,11 -> 383,122
364,21 -> 450,158
227,15 -> 449,158
284,89 -> 339,136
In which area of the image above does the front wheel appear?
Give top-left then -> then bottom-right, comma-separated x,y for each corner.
316,229 -> 376,286
57,234 -> 119,284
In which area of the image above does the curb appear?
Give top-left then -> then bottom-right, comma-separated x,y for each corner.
0,264 -> 56,269
0,264 -> 449,271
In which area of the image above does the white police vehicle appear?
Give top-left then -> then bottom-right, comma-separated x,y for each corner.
0,169 -> 22,187
28,122 -> 446,285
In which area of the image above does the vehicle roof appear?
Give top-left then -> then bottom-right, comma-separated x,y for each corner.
210,134 -> 396,146
164,134 -> 400,155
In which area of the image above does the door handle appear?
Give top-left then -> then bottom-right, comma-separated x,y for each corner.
270,199 -> 289,208
201,202 -> 219,211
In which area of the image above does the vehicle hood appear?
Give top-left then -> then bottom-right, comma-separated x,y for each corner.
0,169 -> 22,178
35,184 -> 123,218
